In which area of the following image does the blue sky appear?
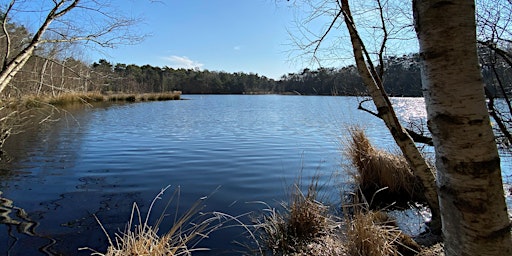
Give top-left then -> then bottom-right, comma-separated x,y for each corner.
7,0 -> 418,80
90,0 -> 300,79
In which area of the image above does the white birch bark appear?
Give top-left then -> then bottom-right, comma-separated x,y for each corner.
414,0 -> 512,255
340,0 -> 441,232
0,0 -> 78,94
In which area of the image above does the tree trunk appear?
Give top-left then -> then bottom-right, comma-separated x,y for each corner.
414,1 -> 512,255
340,0 -> 441,233
0,0 -> 78,94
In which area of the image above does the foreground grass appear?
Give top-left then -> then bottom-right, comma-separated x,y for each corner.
252,175 -> 425,256
253,176 -> 341,255
81,186 -> 232,256
85,183 -> 437,256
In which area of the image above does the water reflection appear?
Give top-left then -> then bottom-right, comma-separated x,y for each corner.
0,95 -> 510,255
0,191 -> 60,255
0,191 -> 37,235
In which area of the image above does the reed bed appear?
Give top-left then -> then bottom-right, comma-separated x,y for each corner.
4,91 -> 181,108
107,92 -> 181,102
47,92 -> 106,106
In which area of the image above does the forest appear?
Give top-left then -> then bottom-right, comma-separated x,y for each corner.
4,45 -> 512,98
1,6 -> 511,98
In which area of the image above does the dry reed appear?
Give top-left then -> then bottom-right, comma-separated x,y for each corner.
341,182 -> 423,256
7,91 -> 181,108
344,209 -> 420,256
254,176 -> 342,255
80,186 -> 225,256
346,127 -> 424,206
47,92 -> 106,106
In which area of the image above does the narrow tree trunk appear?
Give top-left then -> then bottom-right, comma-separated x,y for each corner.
0,0 -> 78,94
0,50 -> 34,93
38,58 -> 49,95
340,0 -> 441,233
414,1 -> 512,255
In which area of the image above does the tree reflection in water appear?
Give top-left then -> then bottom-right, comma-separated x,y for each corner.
0,191 -> 56,254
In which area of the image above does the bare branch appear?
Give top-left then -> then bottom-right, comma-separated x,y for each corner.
311,9 -> 343,58
1,0 -> 15,69
376,0 -> 388,79
0,0 -> 143,94
358,98 -> 433,145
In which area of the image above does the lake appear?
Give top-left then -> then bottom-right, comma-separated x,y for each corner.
0,95 -> 510,255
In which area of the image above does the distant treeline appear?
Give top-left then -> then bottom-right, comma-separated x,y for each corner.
1,16 -> 510,98
90,55 -> 421,96
88,50 -> 510,97
5,52 -> 510,98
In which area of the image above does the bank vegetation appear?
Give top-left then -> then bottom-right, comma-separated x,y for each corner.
81,127 -> 443,256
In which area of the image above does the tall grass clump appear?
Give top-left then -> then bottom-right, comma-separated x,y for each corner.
346,127 -> 425,206
254,176 -> 344,255
253,174 -> 425,255
344,205 -> 421,256
46,92 -> 106,106
81,186 -> 226,256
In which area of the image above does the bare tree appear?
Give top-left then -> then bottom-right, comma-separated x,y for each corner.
0,0 -> 142,156
476,0 -> 512,147
289,0 -> 441,232
338,0 -> 442,232
0,0 -> 142,95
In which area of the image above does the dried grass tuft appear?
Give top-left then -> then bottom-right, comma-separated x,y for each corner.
346,210 -> 403,256
80,186 -> 225,256
343,194 -> 422,256
254,176 -> 341,255
346,127 -> 424,206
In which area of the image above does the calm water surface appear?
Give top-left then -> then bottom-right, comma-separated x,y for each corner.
0,95 -> 510,255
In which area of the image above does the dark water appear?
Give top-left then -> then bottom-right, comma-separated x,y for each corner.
0,95 -> 510,255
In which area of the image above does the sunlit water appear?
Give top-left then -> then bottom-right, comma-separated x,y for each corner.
0,95 -> 510,255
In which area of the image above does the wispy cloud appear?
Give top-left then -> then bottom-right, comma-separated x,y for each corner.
233,46 -> 241,51
162,55 -> 204,69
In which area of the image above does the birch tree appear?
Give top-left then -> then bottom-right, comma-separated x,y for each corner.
337,0 -> 441,233
414,0 -> 512,255
291,0 -> 442,232
0,0 -> 141,95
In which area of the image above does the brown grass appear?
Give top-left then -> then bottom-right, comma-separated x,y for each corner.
46,92 -> 106,106
252,173 -> 426,256
4,91 -> 181,108
108,92 -> 181,102
80,186 -> 225,256
346,127 -> 424,206
345,209 -> 421,256
254,176 -> 342,255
